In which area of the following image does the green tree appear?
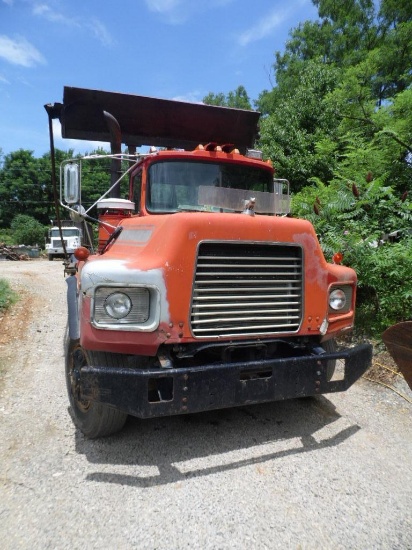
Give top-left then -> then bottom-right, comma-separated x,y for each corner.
202,91 -> 226,106
0,149 -> 75,228
10,214 -> 46,246
0,150 -> 45,227
254,0 -> 412,335
258,60 -> 342,190
256,0 -> 412,193
203,86 -> 252,110
0,147 -> 116,228
272,0 -> 412,96
322,54 -> 412,194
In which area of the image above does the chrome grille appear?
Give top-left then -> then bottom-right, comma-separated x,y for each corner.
52,239 -> 67,247
191,242 -> 303,337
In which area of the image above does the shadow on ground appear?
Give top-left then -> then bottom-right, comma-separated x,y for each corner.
73,396 -> 360,488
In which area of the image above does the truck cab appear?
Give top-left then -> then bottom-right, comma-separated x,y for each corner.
45,223 -> 82,261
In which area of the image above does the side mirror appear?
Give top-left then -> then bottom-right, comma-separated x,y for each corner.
63,163 -> 80,204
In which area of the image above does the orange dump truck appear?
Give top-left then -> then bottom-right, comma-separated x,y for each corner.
45,87 -> 372,438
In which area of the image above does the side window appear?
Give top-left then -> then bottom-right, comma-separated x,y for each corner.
133,171 -> 142,214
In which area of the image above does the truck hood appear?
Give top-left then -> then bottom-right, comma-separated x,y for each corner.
81,212 -> 330,290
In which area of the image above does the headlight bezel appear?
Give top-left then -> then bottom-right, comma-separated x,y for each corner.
91,284 -> 160,331
328,285 -> 353,314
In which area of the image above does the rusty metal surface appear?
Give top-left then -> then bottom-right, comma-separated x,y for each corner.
382,321 -> 412,390
53,86 -> 260,151
79,342 -> 373,418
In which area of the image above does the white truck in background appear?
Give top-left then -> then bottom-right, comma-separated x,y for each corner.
45,221 -> 82,261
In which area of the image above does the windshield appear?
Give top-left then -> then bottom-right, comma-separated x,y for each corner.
146,160 -> 285,215
50,228 -> 79,238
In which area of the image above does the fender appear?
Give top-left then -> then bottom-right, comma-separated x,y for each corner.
66,275 -> 80,340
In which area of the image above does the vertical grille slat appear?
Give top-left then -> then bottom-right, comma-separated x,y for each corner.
190,242 -> 303,337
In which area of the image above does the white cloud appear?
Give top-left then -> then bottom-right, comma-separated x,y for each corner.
0,74 -> 11,84
32,3 -> 113,46
172,91 -> 203,103
144,0 -> 187,24
145,0 -> 181,13
237,0 -> 314,46
52,119 -> 110,154
32,3 -> 70,24
144,0 -> 234,24
237,8 -> 288,46
86,19 -> 114,47
0,35 -> 46,67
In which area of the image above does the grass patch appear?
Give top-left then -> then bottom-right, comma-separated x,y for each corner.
0,228 -> 15,246
0,278 -> 19,312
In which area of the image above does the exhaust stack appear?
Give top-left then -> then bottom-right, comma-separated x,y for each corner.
103,110 -> 122,198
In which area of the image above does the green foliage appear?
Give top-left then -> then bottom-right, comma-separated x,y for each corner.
0,278 -> 18,312
0,228 -> 13,245
0,147 -> 117,230
292,174 -> 412,335
354,238 -> 412,335
255,0 -> 412,336
257,60 -> 342,190
0,148 -> 75,228
256,0 -> 412,196
10,214 -> 47,246
203,86 -> 252,110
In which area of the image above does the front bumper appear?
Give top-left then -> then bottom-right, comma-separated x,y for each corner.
80,343 -> 372,418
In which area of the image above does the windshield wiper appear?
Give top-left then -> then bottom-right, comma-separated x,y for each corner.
101,225 -> 123,253
177,206 -> 206,212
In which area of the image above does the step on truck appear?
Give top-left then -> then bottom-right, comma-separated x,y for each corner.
45,87 -> 372,438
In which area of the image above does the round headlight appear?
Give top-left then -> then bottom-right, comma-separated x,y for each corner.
329,289 -> 347,311
104,292 -> 132,319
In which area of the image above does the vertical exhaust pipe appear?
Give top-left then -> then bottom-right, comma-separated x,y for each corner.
103,110 -> 122,198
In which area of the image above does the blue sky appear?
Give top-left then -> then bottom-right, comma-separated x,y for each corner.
0,0 -> 318,157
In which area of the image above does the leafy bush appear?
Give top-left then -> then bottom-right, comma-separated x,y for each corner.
292,176 -> 412,336
353,238 -> 412,335
0,228 -> 14,246
10,214 -> 46,247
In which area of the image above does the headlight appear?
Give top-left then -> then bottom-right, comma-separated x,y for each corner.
92,285 -> 157,330
329,288 -> 347,311
104,292 -> 132,319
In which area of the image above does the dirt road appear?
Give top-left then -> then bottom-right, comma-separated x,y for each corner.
1,259 -> 411,549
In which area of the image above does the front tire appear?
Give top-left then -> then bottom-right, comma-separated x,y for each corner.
65,338 -> 128,438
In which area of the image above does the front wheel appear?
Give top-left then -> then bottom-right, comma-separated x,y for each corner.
65,338 -> 128,438
48,254 -> 54,261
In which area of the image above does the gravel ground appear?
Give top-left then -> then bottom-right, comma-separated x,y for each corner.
0,259 -> 411,550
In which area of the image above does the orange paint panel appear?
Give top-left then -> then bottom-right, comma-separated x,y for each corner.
79,210 -> 357,354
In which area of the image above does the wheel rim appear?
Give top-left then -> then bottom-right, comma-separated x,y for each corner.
68,346 -> 91,412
